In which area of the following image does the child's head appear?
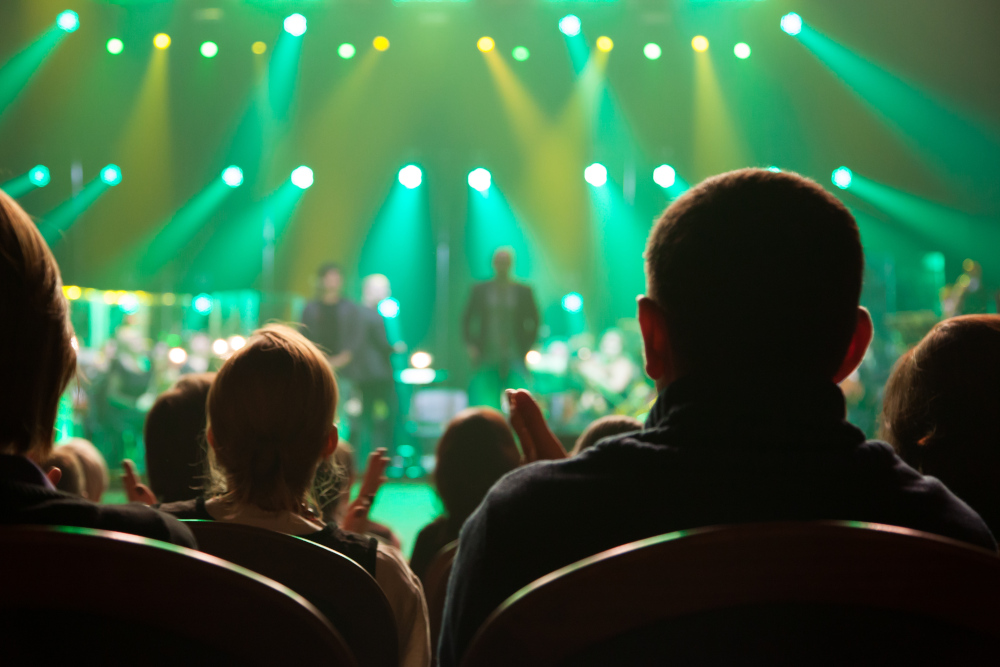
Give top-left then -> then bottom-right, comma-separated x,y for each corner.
55,439 -> 109,501
571,415 -> 644,456
207,325 -> 338,512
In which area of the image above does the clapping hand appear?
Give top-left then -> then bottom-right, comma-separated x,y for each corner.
506,389 -> 568,464
341,448 -> 389,535
122,459 -> 158,505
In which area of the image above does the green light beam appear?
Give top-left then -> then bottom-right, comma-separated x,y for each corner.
466,186 -> 538,282
0,25 -> 66,119
589,182 -> 650,329
37,178 -> 111,245
268,31 -> 305,122
1,166 -> 48,198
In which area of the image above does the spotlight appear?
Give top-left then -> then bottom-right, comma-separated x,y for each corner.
558,15 -> 582,37
525,350 -> 542,366
373,36 -> 390,51
29,165 -> 50,187
338,43 -> 356,59
584,163 -> 607,187
64,285 -> 82,300
284,14 -> 307,37
734,42 -> 751,59
691,36 -> 709,52
154,33 -> 171,49
118,293 -> 140,315
643,43 -> 662,60
200,41 -> 218,58
832,166 -> 853,189
410,351 -> 433,369
477,37 -> 495,53
468,168 -> 491,192
653,164 -> 676,188
100,164 -> 122,186
168,347 -> 188,365
221,166 -> 243,188
252,41 -> 267,55
56,10 -> 79,33
193,293 -> 213,314
291,166 -> 314,189
561,292 -> 584,313
398,165 -> 422,189
596,36 -> 613,52
227,335 -> 247,351
767,166 -> 781,173
780,13 -> 803,36
212,338 -> 229,356
512,46 -> 530,61
377,297 -> 400,319
107,38 -> 124,55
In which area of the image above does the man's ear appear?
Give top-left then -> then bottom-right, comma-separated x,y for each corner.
323,425 -> 339,459
833,306 -> 874,384
637,296 -> 677,389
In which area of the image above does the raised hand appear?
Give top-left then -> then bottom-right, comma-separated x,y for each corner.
341,448 -> 389,534
506,389 -> 568,464
122,459 -> 158,505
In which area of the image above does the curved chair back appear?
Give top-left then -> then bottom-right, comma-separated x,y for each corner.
461,521 -> 1000,666
423,539 -> 459,657
183,519 -> 397,667
0,525 -> 356,666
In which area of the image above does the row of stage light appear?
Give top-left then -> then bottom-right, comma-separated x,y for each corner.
42,9 -> 817,62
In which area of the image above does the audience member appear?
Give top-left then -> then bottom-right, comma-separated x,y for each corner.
437,169 -> 997,666
570,415 -> 643,456
410,408 -> 520,583
881,314 -> 1000,536
42,447 -> 85,497
0,188 -> 194,547
57,438 -> 109,502
158,324 -> 430,667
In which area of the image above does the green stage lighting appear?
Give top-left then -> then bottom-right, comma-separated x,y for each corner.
338,43 -> 356,59
561,292 -> 584,313
398,165 -> 422,189
291,166 -> 314,189
559,15 -> 581,37
284,14 -> 307,37
29,165 -> 50,187
56,11 -> 79,33
118,293 -> 140,315
107,38 -> 123,55
200,41 -> 218,58
644,43 -> 662,60
193,293 -> 213,314
653,164 -> 676,188
584,163 -> 607,187
378,297 -> 400,318
781,13 -> 803,36
221,166 -> 243,188
100,164 -> 122,186
832,166 -> 853,189
512,46 -> 530,62
734,42 -> 751,59
468,168 -> 491,192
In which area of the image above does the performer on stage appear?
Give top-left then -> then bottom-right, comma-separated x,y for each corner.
300,263 -> 360,371
463,247 -> 540,408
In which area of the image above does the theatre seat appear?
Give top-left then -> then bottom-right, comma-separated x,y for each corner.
0,525 -> 356,666
423,539 -> 459,658
461,521 -> 1000,666
182,519 -> 398,667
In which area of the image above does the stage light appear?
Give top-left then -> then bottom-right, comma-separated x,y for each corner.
512,46 -> 530,61
252,41 -> 267,55
154,33 -> 171,50
200,41 -> 218,58
468,168 -> 491,192
193,293 -> 213,314
107,38 -> 124,55
644,43 -> 662,60
477,37 -> 495,53
832,166 -> 853,189
734,42 -> 751,59
291,166 -> 314,189
284,14 -> 307,37
338,43 -> 356,59
584,163 -> 607,187
64,285 -> 82,300
228,335 -> 247,351
56,11 -> 79,33
780,12 -> 803,36
562,292 -> 584,313
29,165 -> 50,187
768,166 -> 781,173
558,15 -> 582,37
100,164 -> 122,186
398,165 -> 422,189
212,338 -> 229,356
373,36 -> 390,51
377,297 -> 400,319
410,351 -> 433,369
118,293 -> 140,315
162,293 -> 176,306
691,36 -> 709,52
525,350 -> 542,366
596,36 -> 613,52
221,166 -> 243,188
653,164 -> 676,188
168,347 -> 188,365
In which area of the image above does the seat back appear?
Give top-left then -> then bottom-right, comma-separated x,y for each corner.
423,539 -> 459,657
0,525 -> 356,666
183,519 -> 398,667
461,521 -> 1000,666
